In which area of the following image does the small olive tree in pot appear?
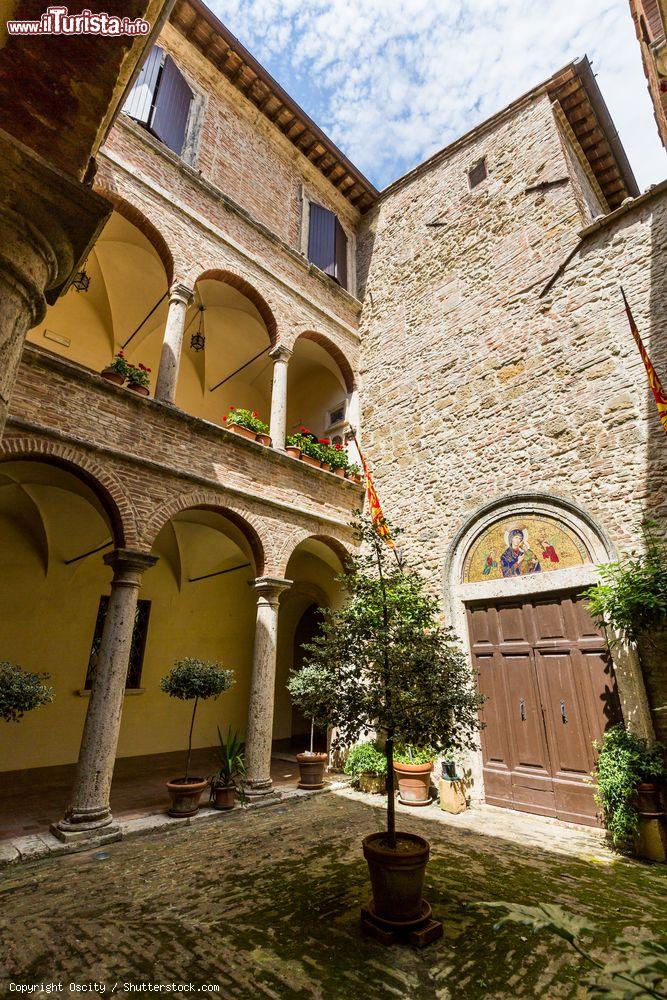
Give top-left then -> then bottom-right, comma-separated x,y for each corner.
0,661 -> 54,724
161,658 -> 235,817
287,664 -> 329,790
287,517 -> 483,930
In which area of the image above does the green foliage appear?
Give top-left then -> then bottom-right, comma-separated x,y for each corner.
584,522 -> 667,645
126,362 -> 151,388
160,659 -> 235,701
106,351 -> 131,378
322,441 -> 350,470
343,742 -> 387,777
0,662 -> 54,723
593,724 -> 664,845
393,744 -> 435,765
212,726 -> 245,789
286,430 -> 321,459
224,407 -> 269,434
476,901 -> 667,999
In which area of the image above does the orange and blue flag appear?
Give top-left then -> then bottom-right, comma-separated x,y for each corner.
622,288 -> 667,436
351,434 -> 395,548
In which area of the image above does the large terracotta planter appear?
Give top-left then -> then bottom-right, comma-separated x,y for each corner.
637,781 -> 664,817
300,453 -> 320,468
229,423 -> 257,442
393,761 -> 434,806
296,752 -> 328,789
101,368 -> 124,385
211,783 -> 236,810
127,383 -> 150,396
358,771 -> 386,795
363,831 -> 429,922
166,776 -> 208,817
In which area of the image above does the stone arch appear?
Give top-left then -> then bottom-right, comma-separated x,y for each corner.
144,489 -> 267,576
193,269 -> 278,346
0,436 -> 136,548
292,331 -> 356,392
276,528 -> 353,578
93,186 -> 175,286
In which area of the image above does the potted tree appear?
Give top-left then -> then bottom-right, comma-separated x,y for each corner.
286,668 -> 329,789
0,661 -> 54,723
393,744 -> 435,806
286,516 -> 482,934
210,726 -> 245,809
160,658 -> 235,817
101,351 -> 130,386
343,741 -> 387,794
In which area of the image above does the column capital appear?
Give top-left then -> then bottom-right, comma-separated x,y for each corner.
104,548 -> 158,578
169,282 -> 195,306
269,344 -> 293,363
250,576 -> 292,603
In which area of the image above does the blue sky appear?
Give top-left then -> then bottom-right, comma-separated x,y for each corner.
209,0 -> 666,193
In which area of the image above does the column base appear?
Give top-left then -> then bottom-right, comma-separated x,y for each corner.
244,779 -> 280,800
50,808 -> 121,844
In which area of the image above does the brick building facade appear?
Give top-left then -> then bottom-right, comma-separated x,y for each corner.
0,1 -> 665,841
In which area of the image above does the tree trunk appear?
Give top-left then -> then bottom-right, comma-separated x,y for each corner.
185,696 -> 198,782
386,731 -> 396,848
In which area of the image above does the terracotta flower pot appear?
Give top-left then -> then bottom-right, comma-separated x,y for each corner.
286,446 -> 301,459
229,423 -> 257,441
257,432 -> 272,447
320,462 -> 331,472
300,453 -> 321,468
212,783 -> 236,810
393,761 -> 434,806
296,752 -> 328,789
166,776 -> 208,817
333,466 -> 346,478
358,771 -> 387,795
127,383 -> 150,396
636,781 -> 664,817
101,368 -> 124,385
363,831 -> 429,923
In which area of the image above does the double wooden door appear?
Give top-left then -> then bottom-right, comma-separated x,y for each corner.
466,592 -> 621,826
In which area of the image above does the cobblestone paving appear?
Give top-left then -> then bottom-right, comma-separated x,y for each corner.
1,790 -> 665,999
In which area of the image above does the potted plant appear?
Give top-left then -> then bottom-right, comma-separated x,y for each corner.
393,744 -> 435,806
101,351 -> 130,386
346,462 -> 363,485
223,406 -> 269,443
286,669 -> 329,789
326,442 -> 350,478
286,515 -> 483,932
160,658 -> 235,817
343,741 -> 387,794
289,427 -> 322,468
126,362 -> 151,396
593,724 -> 665,856
285,435 -> 302,460
0,661 -> 54,722
317,438 -> 332,471
210,726 -> 245,809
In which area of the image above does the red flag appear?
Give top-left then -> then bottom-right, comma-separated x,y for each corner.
350,435 -> 395,548
622,288 -> 667,435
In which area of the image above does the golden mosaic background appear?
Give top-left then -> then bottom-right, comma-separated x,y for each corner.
463,515 -> 590,583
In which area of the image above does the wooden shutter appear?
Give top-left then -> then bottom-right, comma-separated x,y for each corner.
308,203 -> 336,277
150,55 -> 193,155
123,45 -> 163,124
334,218 -> 348,289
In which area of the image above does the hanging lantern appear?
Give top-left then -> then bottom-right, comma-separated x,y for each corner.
72,266 -> 90,292
191,305 -> 205,352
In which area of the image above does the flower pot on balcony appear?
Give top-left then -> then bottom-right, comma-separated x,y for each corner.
229,423 -> 257,442
393,761 -> 434,806
333,466 -> 346,478
286,445 -> 301,459
301,453 -> 321,468
127,383 -> 150,397
101,367 -> 125,385
257,433 -> 272,447
320,462 -> 332,472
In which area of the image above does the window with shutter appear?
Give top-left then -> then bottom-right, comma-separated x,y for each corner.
122,47 -> 193,157
307,203 -> 348,289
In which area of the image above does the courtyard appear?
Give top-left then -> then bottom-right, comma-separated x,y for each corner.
1,789 -> 665,999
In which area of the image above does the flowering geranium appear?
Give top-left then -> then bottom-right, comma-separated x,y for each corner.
323,441 -> 350,470
106,351 -> 132,378
223,406 -> 269,434
127,361 -> 152,388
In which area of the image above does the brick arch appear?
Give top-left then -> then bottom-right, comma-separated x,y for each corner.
276,528 -> 353,578
144,489 -> 267,576
292,331 -> 356,392
93,185 -> 174,286
0,437 -> 138,548
193,269 -> 278,346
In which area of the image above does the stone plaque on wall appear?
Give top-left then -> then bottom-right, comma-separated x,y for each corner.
462,515 -> 591,583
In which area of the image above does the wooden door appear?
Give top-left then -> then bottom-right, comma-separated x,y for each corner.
467,592 -> 621,826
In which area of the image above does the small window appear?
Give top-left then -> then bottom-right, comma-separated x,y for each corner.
328,403 -> 346,427
123,46 -> 193,156
85,596 -> 151,690
468,158 -> 487,189
307,203 -> 348,289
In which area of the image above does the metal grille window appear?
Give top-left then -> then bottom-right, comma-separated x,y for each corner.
85,597 -> 151,690
468,158 -> 488,189
122,46 -> 193,156
307,203 -> 348,289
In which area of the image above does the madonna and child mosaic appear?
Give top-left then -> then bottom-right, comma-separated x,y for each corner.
462,515 -> 591,584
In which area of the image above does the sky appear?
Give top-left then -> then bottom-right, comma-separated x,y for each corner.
209,0 -> 667,193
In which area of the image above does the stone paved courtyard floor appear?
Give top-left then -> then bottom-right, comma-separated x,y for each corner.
1,788 -> 665,999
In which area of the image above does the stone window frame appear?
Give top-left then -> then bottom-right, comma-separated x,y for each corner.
299,186 -> 357,294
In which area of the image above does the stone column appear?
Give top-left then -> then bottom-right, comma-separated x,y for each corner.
347,386 -> 361,443
0,128 -> 111,439
268,345 -> 292,450
245,576 -> 292,795
52,549 -> 158,843
154,282 -> 195,404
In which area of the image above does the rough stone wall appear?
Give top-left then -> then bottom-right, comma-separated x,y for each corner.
358,92 -> 667,601
555,123 -> 606,224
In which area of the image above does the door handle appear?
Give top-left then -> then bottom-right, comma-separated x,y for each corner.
560,700 -> 568,724
519,698 -> 526,722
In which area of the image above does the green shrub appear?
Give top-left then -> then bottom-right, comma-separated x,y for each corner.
393,744 -> 435,765
0,662 -> 54,723
223,407 -> 269,434
593,724 -> 664,845
343,742 -> 387,777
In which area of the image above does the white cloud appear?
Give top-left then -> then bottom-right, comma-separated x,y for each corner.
209,0 -> 666,191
